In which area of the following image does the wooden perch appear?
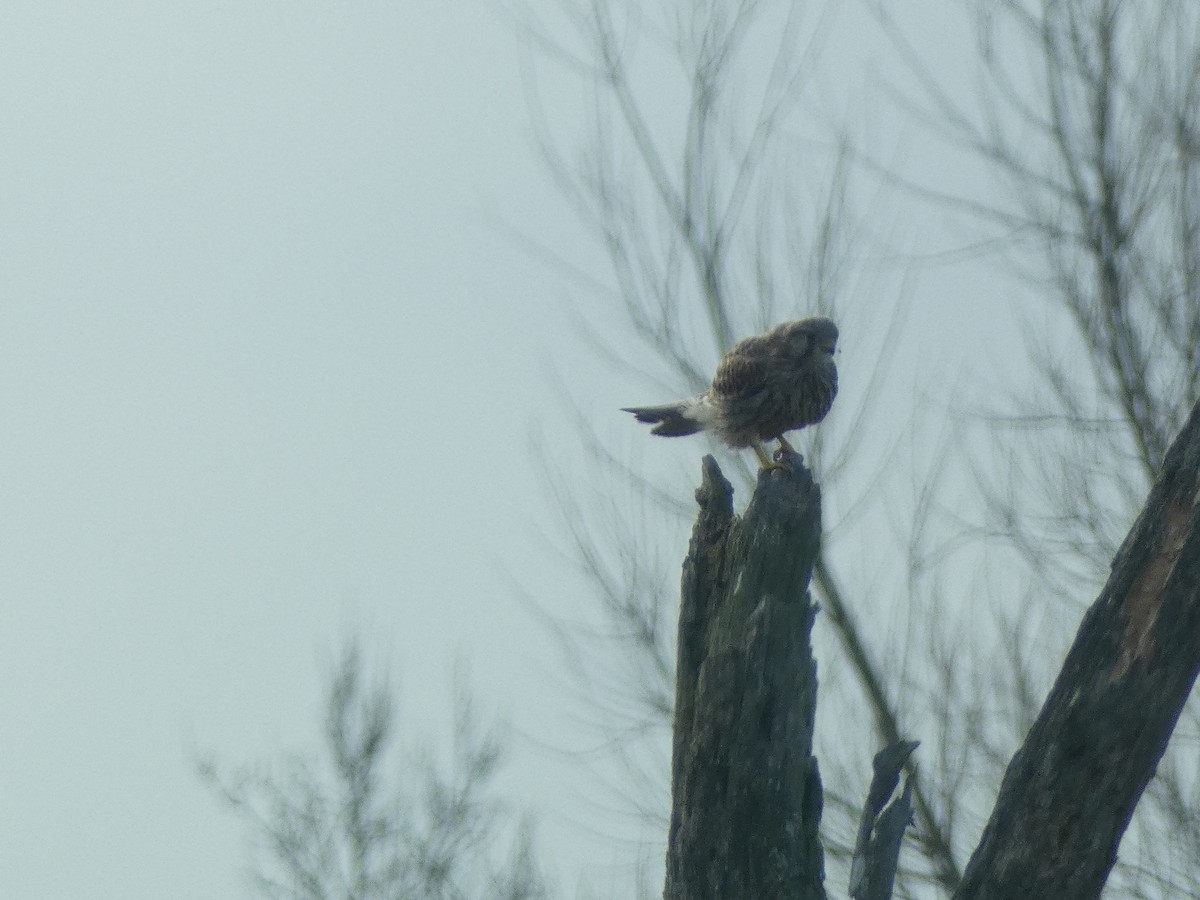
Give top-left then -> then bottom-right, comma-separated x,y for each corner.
957,397 -> 1200,899
663,452 -> 826,900
850,741 -> 918,900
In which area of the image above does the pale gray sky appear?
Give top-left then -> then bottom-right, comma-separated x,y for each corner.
0,3 -> 588,897
0,3 -> 1022,899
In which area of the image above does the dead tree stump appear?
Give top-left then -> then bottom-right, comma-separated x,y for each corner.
663,452 -> 826,900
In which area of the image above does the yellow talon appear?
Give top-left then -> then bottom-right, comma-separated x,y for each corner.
753,443 -> 788,471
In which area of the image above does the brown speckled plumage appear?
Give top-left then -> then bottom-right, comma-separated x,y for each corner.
623,317 -> 838,465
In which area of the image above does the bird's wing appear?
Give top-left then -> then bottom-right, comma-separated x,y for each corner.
710,346 -> 769,401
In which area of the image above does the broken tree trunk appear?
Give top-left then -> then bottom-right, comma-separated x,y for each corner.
663,453 -> 826,900
956,396 -> 1200,899
850,741 -> 918,900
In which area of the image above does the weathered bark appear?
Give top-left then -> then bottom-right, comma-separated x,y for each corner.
664,453 -> 826,900
850,741 -> 918,900
957,397 -> 1200,899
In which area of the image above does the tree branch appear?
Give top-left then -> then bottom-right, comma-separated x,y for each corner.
850,740 -> 918,900
815,558 -> 962,892
957,396 -> 1200,898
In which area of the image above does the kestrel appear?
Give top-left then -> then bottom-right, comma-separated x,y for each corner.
622,317 -> 838,469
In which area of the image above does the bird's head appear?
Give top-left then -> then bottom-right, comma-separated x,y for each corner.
781,317 -> 838,359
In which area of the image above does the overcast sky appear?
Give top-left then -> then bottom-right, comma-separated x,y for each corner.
0,3 -> 1018,898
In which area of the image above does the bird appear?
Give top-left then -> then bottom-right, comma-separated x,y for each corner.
622,317 -> 838,469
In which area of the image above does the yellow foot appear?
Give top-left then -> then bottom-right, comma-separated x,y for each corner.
775,435 -> 797,456
753,443 -> 788,471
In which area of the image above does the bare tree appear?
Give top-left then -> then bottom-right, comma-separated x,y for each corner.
513,0 -> 946,893
517,0 -> 1200,897
866,1 -> 1200,895
200,642 -> 546,900
661,402 -> 1200,899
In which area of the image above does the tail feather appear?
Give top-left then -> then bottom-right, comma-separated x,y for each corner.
622,402 -> 705,437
